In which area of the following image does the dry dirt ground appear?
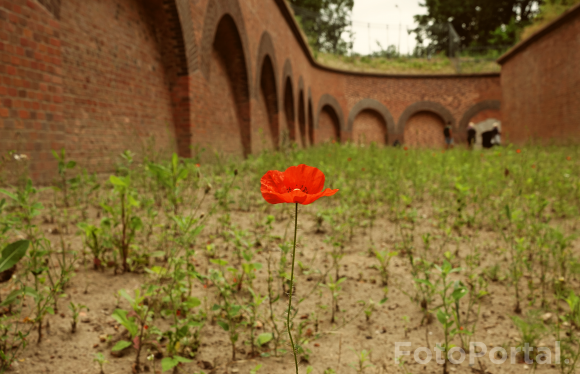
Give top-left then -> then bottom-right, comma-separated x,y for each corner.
3,196 -> 579,374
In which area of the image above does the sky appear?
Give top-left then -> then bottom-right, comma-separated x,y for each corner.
349,0 -> 426,55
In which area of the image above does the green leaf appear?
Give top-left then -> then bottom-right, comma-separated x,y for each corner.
0,240 -> 30,273
111,309 -> 138,337
184,297 -> 201,309
505,204 -> 512,221
210,259 -> 228,266
451,287 -> 467,301
161,357 -> 179,372
174,356 -> 192,364
257,333 -> 273,346
112,340 -> 132,352
217,320 -> 229,331
0,189 -> 17,201
436,309 -> 448,325
66,160 -> 76,169
109,175 -> 127,187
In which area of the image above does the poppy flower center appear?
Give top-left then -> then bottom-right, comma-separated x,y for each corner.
286,185 -> 309,194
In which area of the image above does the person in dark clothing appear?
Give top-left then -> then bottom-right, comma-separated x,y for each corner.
490,123 -> 501,146
467,122 -> 476,149
443,123 -> 454,149
482,123 -> 501,148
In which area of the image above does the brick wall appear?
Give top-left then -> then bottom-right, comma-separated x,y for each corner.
352,109 -> 387,145
498,3 -> 580,144
404,112 -> 446,148
0,0 -> 63,181
317,105 -> 340,144
1,0 -> 507,182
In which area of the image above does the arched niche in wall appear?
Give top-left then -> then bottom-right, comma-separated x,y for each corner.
282,59 -> 296,144
158,0 -> 196,157
316,94 -> 344,143
398,101 -> 455,147
459,100 -> 502,138
298,76 -> 306,147
307,89 -> 314,146
255,32 -> 279,150
200,0 -> 252,157
347,99 -> 395,146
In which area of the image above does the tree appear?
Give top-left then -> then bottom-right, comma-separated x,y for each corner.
289,0 -> 354,55
413,0 -> 543,54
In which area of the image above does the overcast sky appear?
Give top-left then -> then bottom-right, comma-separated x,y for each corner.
350,0 -> 426,55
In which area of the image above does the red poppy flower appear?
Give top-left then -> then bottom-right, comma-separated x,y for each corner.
176,310 -> 181,316
516,149 -> 521,154
532,164 -> 536,169
567,156 -> 571,161
260,164 -> 338,205
404,147 -> 408,151
195,163 -> 200,167
144,325 -> 149,330
347,157 -> 351,162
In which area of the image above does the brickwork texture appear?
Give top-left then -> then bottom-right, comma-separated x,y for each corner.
1,0 -> 575,181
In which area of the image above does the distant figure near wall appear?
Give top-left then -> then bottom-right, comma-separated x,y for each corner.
443,123 -> 454,149
482,122 -> 501,148
471,119 -> 502,149
467,122 -> 476,149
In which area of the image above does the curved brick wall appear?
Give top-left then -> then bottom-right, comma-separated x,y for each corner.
498,3 -> 580,144
1,0 -> 503,181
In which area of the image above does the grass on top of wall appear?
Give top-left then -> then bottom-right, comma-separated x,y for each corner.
315,52 -> 501,75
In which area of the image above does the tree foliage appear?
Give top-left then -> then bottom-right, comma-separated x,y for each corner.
413,0 -> 544,52
289,0 -> 354,55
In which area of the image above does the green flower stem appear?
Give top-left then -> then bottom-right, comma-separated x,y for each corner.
287,202 -> 299,374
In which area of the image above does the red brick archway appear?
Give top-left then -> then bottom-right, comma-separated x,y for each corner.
404,111 -> 446,147
352,109 -> 388,145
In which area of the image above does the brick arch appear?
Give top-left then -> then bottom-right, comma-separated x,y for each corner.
37,0 -> 61,18
154,0 -> 195,157
307,89 -> 314,146
254,31 -> 278,100
200,0 -> 252,90
175,0 -> 199,73
207,14 -> 252,156
282,59 -> 296,143
398,101 -> 455,134
298,77 -> 306,147
347,99 -> 395,134
459,100 -> 501,129
316,94 -> 345,131
316,94 -> 344,143
258,55 -> 280,148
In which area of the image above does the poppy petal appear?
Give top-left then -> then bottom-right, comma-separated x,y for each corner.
282,164 -> 325,195
260,170 -> 286,195
260,164 -> 337,205
302,188 -> 339,205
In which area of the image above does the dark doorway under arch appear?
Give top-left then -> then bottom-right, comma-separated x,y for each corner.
283,77 -> 296,144
308,99 -> 314,146
259,55 -> 279,149
298,90 -> 306,146
317,105 -> 340,143
210,14 -> 251,157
